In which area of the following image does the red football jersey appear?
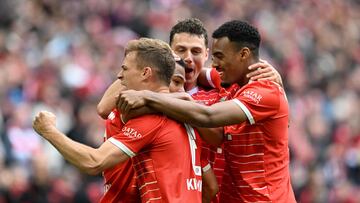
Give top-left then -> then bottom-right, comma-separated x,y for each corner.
100,109 -> 141,203
190,87 -> 225,181
189,84 -> 236,203
220,81 -> 296,203
190,68 -> 240,203
108,115 -> 202,203
205,68 -> 221,89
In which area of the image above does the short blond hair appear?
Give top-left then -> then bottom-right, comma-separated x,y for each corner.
125,38 -> 175,85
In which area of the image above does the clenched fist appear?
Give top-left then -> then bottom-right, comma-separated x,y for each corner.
117,90 -> 148,115
33,111 -> 57,137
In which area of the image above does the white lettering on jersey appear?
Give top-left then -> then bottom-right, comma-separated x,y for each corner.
184,124 -> 202,176
242,90 -> 262,104
122,126 -> 142,139
104,183 -> 111,193
186,178 -> 202,192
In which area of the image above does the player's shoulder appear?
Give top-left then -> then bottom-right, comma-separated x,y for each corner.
239,80 -> 282,93
193,87 -> 219,97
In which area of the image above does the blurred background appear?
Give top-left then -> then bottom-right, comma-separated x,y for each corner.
0,0 -> 359,202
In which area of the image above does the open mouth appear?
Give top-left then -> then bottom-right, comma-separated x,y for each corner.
185,67 -> 193,73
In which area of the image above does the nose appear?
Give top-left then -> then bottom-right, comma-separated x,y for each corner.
117,69 -> 123,80
182,50 -> 193,65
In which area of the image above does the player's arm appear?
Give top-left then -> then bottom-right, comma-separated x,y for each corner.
197,68 -> 220,89
202,168 -> 219,203
198,60 -> 283,89
121,91 -> 193,122
118,90 -> 247,128
33,111 -> 129,175
97,79 -> 126,119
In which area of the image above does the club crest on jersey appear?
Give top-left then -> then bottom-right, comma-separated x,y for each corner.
242,90 -> 262,104
122,127 -> 142,139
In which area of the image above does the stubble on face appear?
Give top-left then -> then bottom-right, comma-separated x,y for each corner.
119,52 -> 142,90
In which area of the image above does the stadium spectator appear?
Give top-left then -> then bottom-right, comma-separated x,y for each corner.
0,1 -> 359,202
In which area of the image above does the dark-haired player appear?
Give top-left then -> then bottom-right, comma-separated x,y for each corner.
169,18 -> 283,202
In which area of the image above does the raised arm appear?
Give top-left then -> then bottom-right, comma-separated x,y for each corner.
197,68 -> 220,89
97,79 -> 126,119
118,90 -> 247,128
33,111 -> 129,175
197,60 -> 283,90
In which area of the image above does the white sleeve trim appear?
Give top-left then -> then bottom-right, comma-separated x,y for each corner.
108,137 -> 136,157
232,99 -> 255,125
202,163 -> 211,172
206,68 -> 216,88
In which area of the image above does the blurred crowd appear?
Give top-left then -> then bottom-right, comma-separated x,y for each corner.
0,0 -> 359,202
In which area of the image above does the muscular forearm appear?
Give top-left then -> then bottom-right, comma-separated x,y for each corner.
145,91 -> 215,127
119,90 -> 247,127
41,128 -> 108,175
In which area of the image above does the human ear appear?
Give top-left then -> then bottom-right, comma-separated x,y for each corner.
142,67 -> 153,79
240,47 -> 251,59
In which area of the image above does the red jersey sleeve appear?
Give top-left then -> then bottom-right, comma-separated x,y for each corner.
232,81 -> 281,125
206,68 -> 222,89
108,115 -> 165,157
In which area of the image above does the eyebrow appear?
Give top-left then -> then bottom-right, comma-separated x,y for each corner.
172,74 -> 185,80
174,43 -> 204,50
212,51 -> 223,57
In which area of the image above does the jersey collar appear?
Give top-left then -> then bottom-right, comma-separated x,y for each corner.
186,86 -> 199,96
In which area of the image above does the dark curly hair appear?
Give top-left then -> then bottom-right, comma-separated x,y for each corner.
169,18 -> 208,48
212,20 -> 261,57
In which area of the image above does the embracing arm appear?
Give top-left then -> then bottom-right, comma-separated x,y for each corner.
197,60 -> 283,90
33,111 -> 129,175
97,79 -> 126,119
118,90 -> 248,128
120,91 -> 193,120
197,68 -> 219,89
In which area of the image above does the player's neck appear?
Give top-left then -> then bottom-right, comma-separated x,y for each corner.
154,86 -> 170,93
142,82 -> 170,93
186,86 -> 199,96
238,58 -> 259,87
